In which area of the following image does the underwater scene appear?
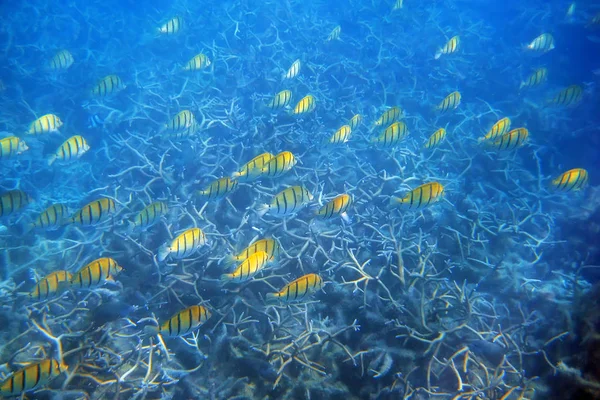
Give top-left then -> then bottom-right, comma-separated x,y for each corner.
0,0 -> 599,398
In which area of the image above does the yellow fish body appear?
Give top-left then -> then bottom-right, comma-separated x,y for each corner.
159,16 -> 183,35
28,114 -> 62,135
259,151 -> 297,178
221,251 -> 270,283
197,177 -> 238,200
0,190 -> 32,218
128,201 -> 169,232
226,238 -> 280,264
0,359 -> 67,396
520,68 -> 548,89
158,227 -> 207,261
154,305 -> 212,337
374,107 -> 402,127
48,135 -> 90,166
349,114 -> 362,130
316,194 -> 352,220
283,59 -> 301,79
435,35 -> 460,59
327,125 -> 352,145
67,198 -> 116,226
292,94 -> 316,115
183,53 -> 211,71
327,26 -> 341,41
487,128 -> 528,151
232,152 -> 274,182
91,75 -> 125,97
479,117 -> 511,142
391,182 -> 445,209
0,136 -> 29,158
423,128 -> 447,149
267,90 -> 293,111
266,273 -> 323,303
71,257 -> 123,289
547,85 -> 583,107
257,186 -> 313,217
436,91 -> 461,113
29,270 -> 72,301
371,121 -> 409,147
27,204 -> 68,232
551,168 -> 588,192
526,33 -> 555,53
49,49 -> 74,70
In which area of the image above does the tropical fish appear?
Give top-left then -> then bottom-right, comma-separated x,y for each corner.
551,168 -> 588,192
226,238 -> 280,264
27,204 -> 69,231
128,201 -> 169,232
183,53 -> 211,71
435,36 -> 460,59
0,190 -> 32,218
48,135 -> 90,166
436,91 -> 461,113
259,151 -> 297,178
547,85 -> 583,107
91,75 -> 125,97
87,114 -> 104,129
565,3 -> 576,22
197,177 -> 238,200
590,12 -> 600,26
266,273 -> 323,303
257,186 -> 313,217
49,49 -> 74,70
267,90 -> 292,111
164,110 -> 196,134
326,125 -> 352,145
327,25 -> 341,41
0,359 -> 67,396
371,121 -> 409,147
151,305 -> 211,337
374,107 -> 402,127
316,194 -> 352,220
479,117 -> 511,142
526,33 -> 555,53
158,16 -> 183,35
486,128 -> 528,151
390,182 -> 445,209
0,136 -> 29,159
520,68 -> 548,89
67,198 -> 116,226
27,114 -> 62,135
423,128 -> 447,149
70,257 -> 123,289
28,270 -> 72,301
221,251 -> 270,282
349,114 -> 362,130
158,227 -> 207,261
232,152 -> 274,182
292,94 -> 316,115
393,0 -> 404,10
283,59 -> 301,79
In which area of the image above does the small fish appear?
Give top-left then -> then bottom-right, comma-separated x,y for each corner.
87,114 -> 104,129
158,227 -> 207,262
259,151 -> 297,178
393,0 -> 404,10
232,152 -> 274,182
267,90 -> 292,111
520,68 -> 548,90
0,136 -> 29,159
183,53 -> 211,71
48,135 -> 90,166
349,114 -> 362,130
27,114 -> 62,135
374,107 -> 402,127
526,33 -> 555,53
226,238 -> 280,264
423,128 -> 447,149
128,201 -> 168,232
49,49 -> 74,70
590,12 -> 600,26
391,182 -> 445,209
70,257 -> 123,289
221,251 -> 270,283
316,194 -> 352,220
159,16 -> 183,35
327,25 -> 341,41
486,128 -> 528,151
164,110 -> 196,134
0,190 -> 32,218
89,299 -> 136,328
326,125 -> 352,145
266,273 -> 323,303
283,59 -> 301,79
150,305 -> 211,337
28,270 -> 72,301
292,94 -> 316,115
436,91 -> 461,113
67,198 -> 116,226
435,36 -> 460,59
0,359 -> 67,396
27,204 -> 68,232
257,186 -> 313,217
197,177 -> 238,200
551,168 -> 588,192
371,121 -> 409,147
479,117 -> 511,142
91,75 -> 125,97
547,85 -> 583,107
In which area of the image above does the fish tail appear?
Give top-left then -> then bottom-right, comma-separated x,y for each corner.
48,155 -> 57,166
157,245 -> 170,262
220,273 -> 232,283
265,293 -> 279,304
127,221 -> 136,234
434,50 -> 441,60
256,204 -> 270,217
222,254 -> 237,265
389,197 -> 402,207
143,325 -> 159,335
231,171 -> 241,180
22,222 -> 35,235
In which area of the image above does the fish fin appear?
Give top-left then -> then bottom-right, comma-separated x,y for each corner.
256,204 -> 270,217
389,197 -> 403,207
341,212 -> 352,224
127,221 -> 136,234
157,245 -> 170,262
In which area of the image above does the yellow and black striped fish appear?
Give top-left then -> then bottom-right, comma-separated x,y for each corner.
28,114 -> 62,135
91,75 -> 125,97
267,90 -> 292,111
266,273 -> 323,303
158,227 -> 207,261
371,121 -> 409,147
197,177 -> 238,200
28,270 -> 72,301
374,107 -> 402,127
183,53 -> 211,71
486,128 -> 528,151
158,16 -> 183,35
49,49 -> 74,70
257,186 -> 313,217
547,85 -> 583,107
0,190 -> 32,218
221,251 -> 270,282
154,305 -> 211,337
67,198 -> 116,226
423,128 -> 447,149
48,135 -> 90,166
164,110 -> 196,134
70,257 -> 123,289
349,114 -> 362,130
435,35 -> 460,59
436,91 -> 461,113
283,59 -> 301,79
259,151 -> 297,178
292,94 -> 316,115
0,136 -> 29,159
393,0 -> 404,10
479,117 -> 511,142
0,359 -> 67,396
526,33 -> 555,53
28,204 -> 68,232
316,193 -> 352,220
128,201 -> 168,232
226,238 -> 280,264
391,182 -> 445,209
232,152 -> 274,182
590,12 -> 600,26
327,25 -> 341,41
327,125 -> 352,145
520,68 -> 548,89
551,168 -> 588,192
